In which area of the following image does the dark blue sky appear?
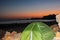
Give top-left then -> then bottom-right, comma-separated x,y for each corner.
0,0 -> 60,18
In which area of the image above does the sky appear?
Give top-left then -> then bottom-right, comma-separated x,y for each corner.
0,0 -> 60,19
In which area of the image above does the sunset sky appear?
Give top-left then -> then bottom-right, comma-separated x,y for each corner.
0,0 -> 60,19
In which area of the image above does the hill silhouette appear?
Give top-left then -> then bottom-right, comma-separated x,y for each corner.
42,14 -> 56,19
30,14 -> 56,20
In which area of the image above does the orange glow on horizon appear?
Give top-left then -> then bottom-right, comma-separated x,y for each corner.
0,10 -> 60,19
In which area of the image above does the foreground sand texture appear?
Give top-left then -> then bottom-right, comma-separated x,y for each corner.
2,31 -> 21,40
53,14 -> 60,40
53,31 -> 60,40
56,14 -> 60,28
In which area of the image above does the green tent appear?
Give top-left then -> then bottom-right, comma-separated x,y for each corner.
21,22 -> 55,40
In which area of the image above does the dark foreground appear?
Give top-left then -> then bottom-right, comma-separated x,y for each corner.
0,21 -> 57,39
